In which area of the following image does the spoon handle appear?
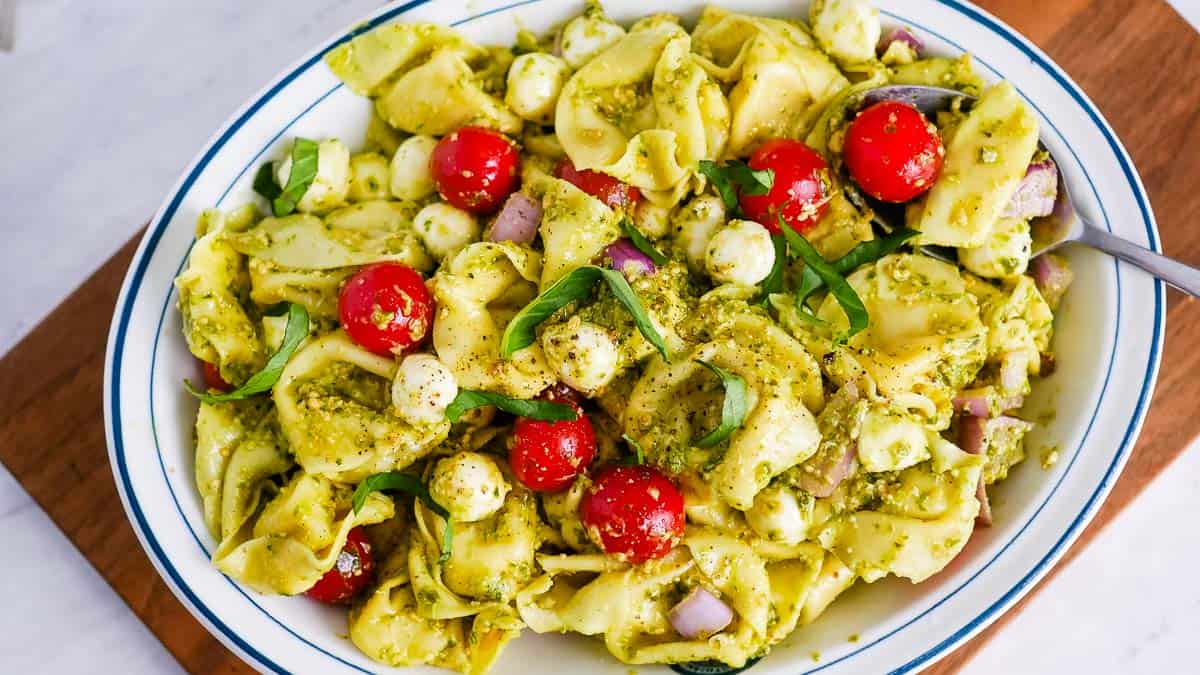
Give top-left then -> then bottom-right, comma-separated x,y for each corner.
1078,222 -> 1200,297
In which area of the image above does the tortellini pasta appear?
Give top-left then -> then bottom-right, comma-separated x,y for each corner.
214,473 -> 395,594
692,7 -> 848,157
274,331 -> 450,482
626,311 -> 824,509
431,242 -> 556,397
555,18 -> 729,193
176,206 -> 265,384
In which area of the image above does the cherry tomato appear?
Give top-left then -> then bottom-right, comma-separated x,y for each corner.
510,391 -> 596,493
305,527 -> 375,604
579,464 -> 685,563
738,139 -> 832,234
843,101 -> 944,203
201,360 -> 231,391
556,159 -> 641,211
338,262 -> 434,357
429,126 -> 520,213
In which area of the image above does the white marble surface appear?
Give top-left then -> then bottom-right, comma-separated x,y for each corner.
0,1 -> 1197,673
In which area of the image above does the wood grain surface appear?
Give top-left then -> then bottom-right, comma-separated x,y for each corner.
0,1 -> 1196,673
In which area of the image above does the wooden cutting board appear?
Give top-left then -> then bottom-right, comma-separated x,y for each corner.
0,1 -> 1196,673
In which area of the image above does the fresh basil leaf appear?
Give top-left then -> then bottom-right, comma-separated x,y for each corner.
758,233 -> 787,304
698,160 -> 774,211
621,219 -> 668,266
621,433 -> 645,465
185,303 -> 309,403
445,389 -> 577,422
500,265 -> 670,361
692,360 -> 748,448
272,138 -> 320,217
794,227 -> 920,303
781,226 -> 869,339
252,162 -> 282,201
353,472 -> 454,563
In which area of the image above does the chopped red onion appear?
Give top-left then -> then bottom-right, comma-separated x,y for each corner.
604,239 -> 657,279
489,193 -> 542,244
797,444 -> 857,499
1030,253 -> 1073,310
668,587 -> 734,639
1004,159 -> 1058,219
957,416 -> 991,526
975,481 -> 993,526
953,394 -> 990,418
878,27 -> 924,57
958,415 -> 986,457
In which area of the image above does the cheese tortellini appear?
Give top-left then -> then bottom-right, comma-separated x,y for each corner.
178,3 -> 1069,673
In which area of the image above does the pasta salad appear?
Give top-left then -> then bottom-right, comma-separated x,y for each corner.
176,0 -> 1072,671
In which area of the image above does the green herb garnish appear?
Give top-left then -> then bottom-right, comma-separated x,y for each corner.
780,225 -> 869,339
445,389 -> 577,422
758,232 -> 788,304
621,433 -> 646,465
352,472 -> 454,563
692,360 -> 748,448
621,219 -> 668,266
270,138 -> 320,217
185,303 -> 308,403
500,265 -> 670,360
252,162 -> 282,202
794,227 -> 920,303
698,159 -> 774,211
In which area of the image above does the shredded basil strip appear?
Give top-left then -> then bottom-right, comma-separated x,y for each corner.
352,472 -> 454,563
698,160 -> 774,211
271,138 -> 320,217
252,162 -> 282,201
500,265 -> 670,360
445,389 -> 577,422
621,219 -> 668,266
758,233 -> 788,303
781,226 -> 869,339
185,303 -> 309,403
621,433 -> 646,465
794,227 -> 920,303
692,360 -> 749,448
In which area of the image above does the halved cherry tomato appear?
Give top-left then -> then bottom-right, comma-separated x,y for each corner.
338,262 -> 434,357
510,387 -> 596,493
555,159 -> 641,211
843,100 -> 944,203
429,126 -> 520,213
738,139 -> 831,234
201,360 -> 231,391
579,464 -> 684,563
305,527 -> 375,604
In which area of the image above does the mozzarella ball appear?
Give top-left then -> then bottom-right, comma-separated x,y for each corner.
809,0 -> 881,64
429,451 -> 510,523
392,354 -> 458,426
505,53 -> 570,124
540,319 -> 620,394
559,13 -> 626,68
633,201 -> 671,239
347,152 -> 391,202
389,134 -> 438,201
672,194 -> 727,270
745,485 -> 809,544
413,202 -> 481,260
705,219 -> 775,286
276,138 -> 350,213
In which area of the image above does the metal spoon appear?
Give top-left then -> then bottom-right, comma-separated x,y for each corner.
859,84 -> 1200,296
